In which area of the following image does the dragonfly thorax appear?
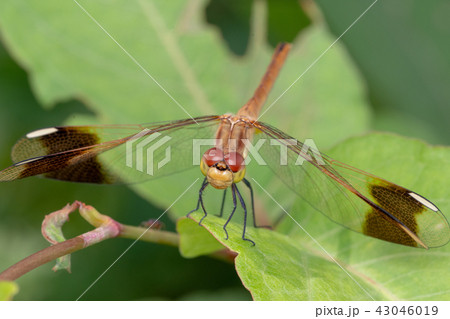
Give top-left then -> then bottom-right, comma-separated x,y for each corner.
200,147 -> 246,189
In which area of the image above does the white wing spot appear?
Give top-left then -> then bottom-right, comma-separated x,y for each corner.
408,192 -> 439,212
14,156 -> 45,166
26,127 -> 58,138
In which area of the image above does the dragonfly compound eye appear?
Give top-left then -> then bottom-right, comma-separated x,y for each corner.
223,152 -> 245,172
202,147 -> 224,167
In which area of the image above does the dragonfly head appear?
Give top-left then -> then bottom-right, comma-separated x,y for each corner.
205,161 -> 233,189
201,148 -> 246,189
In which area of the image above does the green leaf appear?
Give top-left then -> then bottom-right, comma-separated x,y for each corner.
0,0 -> 370,221
190,133 -> 450,300
188,212 -> 382,300
177,217 -> 224,258
0,281 -> 19,301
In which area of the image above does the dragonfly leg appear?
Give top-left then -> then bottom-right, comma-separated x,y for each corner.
187,178 -> 209,226
242,178 -> 272,230
235,184 -> 255,246
218,188 -> 227,217
223,185 -> 238,240
198,189 -> 209,225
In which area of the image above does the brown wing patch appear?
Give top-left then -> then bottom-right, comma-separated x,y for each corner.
9,127 -> 118,183
44,157 -> 114,184
14,148 -> 117,184
12,127 -> 100,162
363,184 -> 425,247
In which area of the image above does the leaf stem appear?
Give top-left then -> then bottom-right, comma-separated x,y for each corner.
119,224 -> 180,247
0,200 -> 238,282
0,237 -> 85,281
0,224 -> 183,281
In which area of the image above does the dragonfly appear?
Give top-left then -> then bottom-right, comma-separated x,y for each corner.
0,43 -> 448,248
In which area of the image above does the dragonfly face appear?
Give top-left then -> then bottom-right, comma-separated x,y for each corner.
0,43 -> 449,249
200,147 -> 246,189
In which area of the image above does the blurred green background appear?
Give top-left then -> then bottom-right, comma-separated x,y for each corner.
0,0 -> 448,300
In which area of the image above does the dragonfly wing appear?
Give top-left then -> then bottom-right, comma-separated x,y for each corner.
252,121 -> 450,248
0,116 -> 220,184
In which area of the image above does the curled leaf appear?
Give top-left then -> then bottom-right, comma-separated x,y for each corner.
78,203 -> 122,246
41,202 -> 80,272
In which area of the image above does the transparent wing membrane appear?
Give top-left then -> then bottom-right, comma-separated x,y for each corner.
1,113 -> 448,248
252,121 -> 450,248
0,116 -> 220,184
